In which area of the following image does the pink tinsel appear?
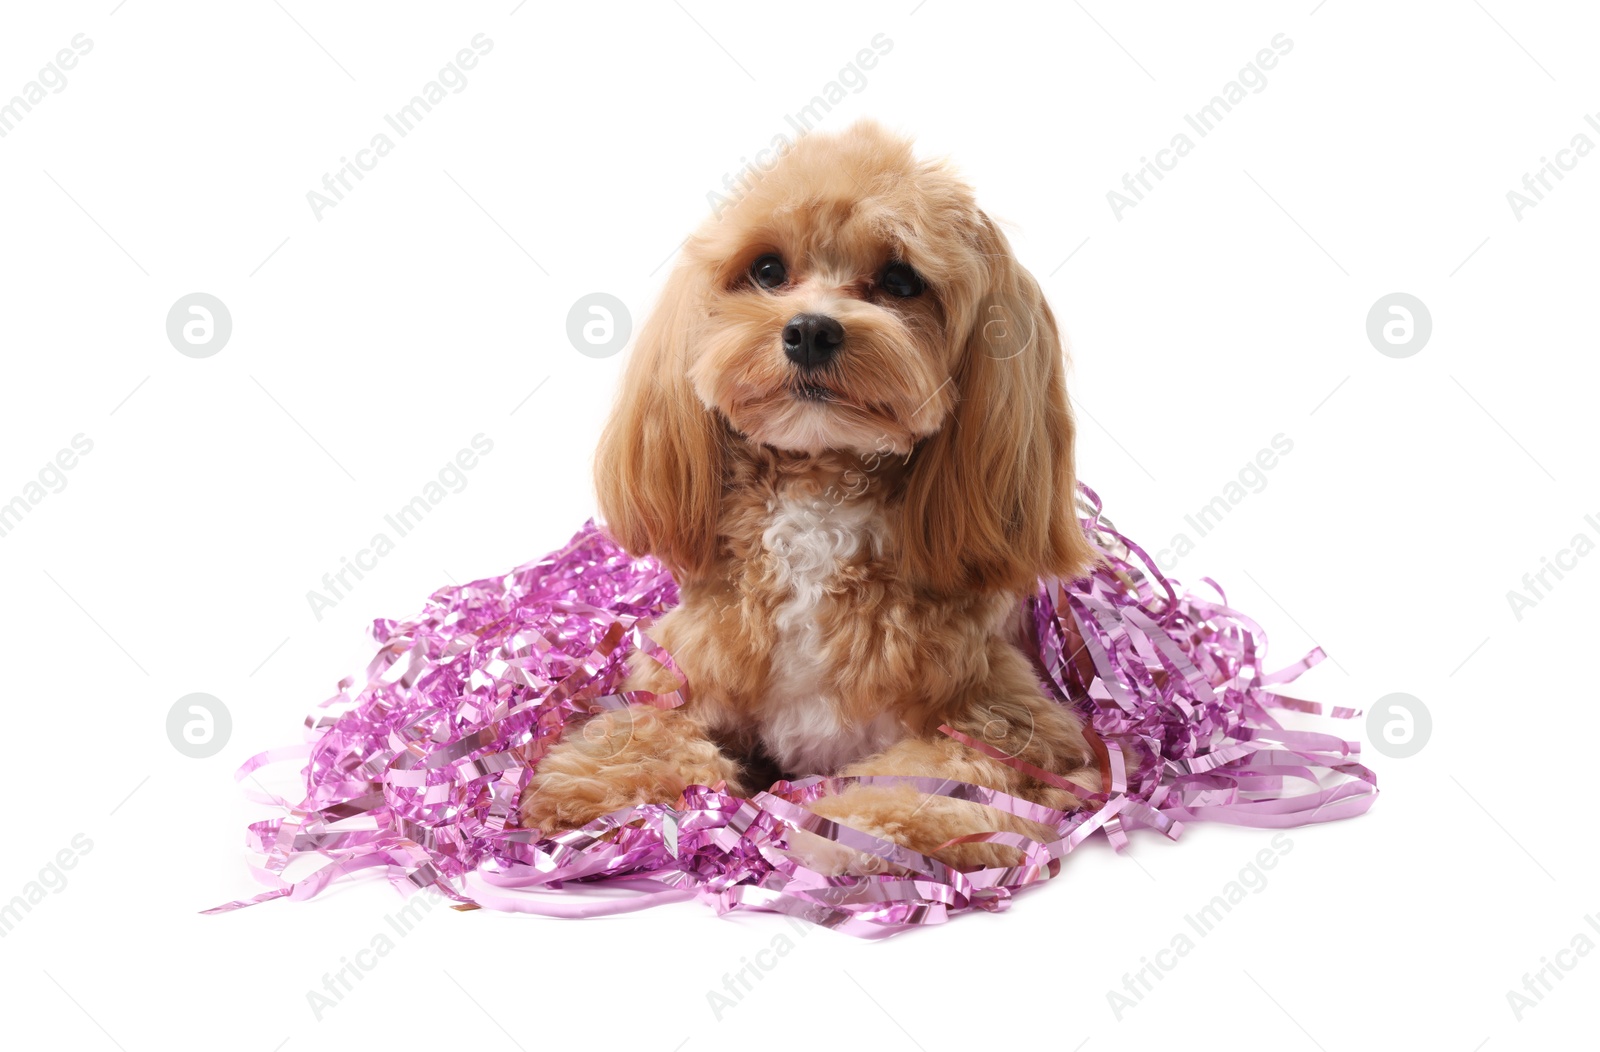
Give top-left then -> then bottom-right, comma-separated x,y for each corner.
208,486 -> 1376,935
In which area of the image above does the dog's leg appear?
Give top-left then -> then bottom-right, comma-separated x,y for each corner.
799,644 -> 1100,873
519,705 -> 745,834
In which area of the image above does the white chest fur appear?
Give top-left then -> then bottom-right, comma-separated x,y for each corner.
755,493 -> 901,775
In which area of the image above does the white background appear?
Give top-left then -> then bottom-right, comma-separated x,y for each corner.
1,1 -> 1595,1049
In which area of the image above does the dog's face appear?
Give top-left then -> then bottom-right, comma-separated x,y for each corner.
596,120 -> 1097,592
684,139 -> 972,457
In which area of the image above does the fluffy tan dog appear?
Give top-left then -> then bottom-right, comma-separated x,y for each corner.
521,120 -> 1103,873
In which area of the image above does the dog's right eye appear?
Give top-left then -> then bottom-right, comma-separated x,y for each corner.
750,254 -> 788,289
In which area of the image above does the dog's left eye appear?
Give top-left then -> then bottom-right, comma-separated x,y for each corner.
879,261 -> 924,298
750,254 -> 788,289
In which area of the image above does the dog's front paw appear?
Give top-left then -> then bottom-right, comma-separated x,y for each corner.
518,774 -> 591,837
801,784 -> 1055,873
780,824 -> 909,878
519,706 -> 749,836
518,762 -> 648,836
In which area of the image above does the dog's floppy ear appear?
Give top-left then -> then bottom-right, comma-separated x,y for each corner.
593,265 -> 727,578
895,213 -> 1097,593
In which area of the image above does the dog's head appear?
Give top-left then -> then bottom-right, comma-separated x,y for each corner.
595,120 -> 1095,592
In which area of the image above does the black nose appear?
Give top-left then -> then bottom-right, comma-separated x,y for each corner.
782,313 -> 844,370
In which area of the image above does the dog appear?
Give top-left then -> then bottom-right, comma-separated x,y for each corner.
520,120 -> 1103,874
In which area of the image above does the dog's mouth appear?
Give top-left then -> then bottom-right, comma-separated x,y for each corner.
789,379 -> 834,403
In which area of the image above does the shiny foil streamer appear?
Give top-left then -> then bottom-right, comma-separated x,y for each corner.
208,486 -> 1376,935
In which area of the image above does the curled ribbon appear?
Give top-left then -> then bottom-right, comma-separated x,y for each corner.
208,489 -> 1375,935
